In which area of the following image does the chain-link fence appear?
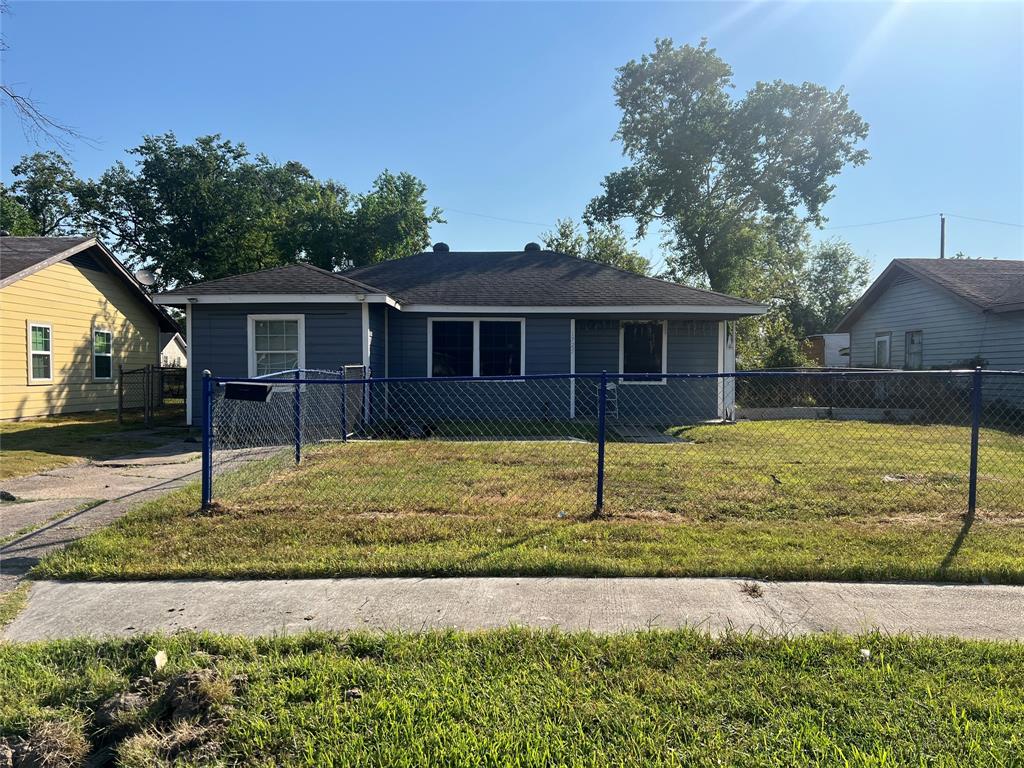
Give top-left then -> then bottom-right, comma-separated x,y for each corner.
118,364 -> 187,426
200,369 -> 1023,520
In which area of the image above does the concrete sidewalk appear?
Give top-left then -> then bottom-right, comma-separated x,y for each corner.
5,577 -> 1023,641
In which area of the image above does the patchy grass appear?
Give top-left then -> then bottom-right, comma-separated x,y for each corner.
0,412 -> 184,480
2,630 -> 1022,766
0,584 -> 31,632
35,420 -> 1024,583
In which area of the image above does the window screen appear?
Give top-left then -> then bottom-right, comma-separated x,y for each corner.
479,321 -> 522,376
431,321 -> 473,377
29,324 -> 52,381
253,319 -> 300,376
622,322 -> 664,379
904,331 -> 923,370
874,334 -> 891,368
93,329 -> 113,380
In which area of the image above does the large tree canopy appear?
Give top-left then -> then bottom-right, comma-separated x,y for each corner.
59,133 -> 443,288
541,217 -> 651,275
8,151 -> 84,235
586,38 -> 869,294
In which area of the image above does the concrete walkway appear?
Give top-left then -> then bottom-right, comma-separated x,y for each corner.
0,438 -> 201,592
5,577 -> 1023,641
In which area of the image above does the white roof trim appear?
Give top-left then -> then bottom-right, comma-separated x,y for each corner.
154,293 -> 400,308
401,304 -> 767,315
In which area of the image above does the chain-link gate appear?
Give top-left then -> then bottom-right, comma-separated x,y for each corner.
118,364 -> 187,426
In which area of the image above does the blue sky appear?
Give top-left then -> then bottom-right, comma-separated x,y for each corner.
2,1 -> 1021,276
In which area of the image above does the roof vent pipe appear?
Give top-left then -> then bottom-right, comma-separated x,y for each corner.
524,242 -> 541,251
432,242 -> 450,253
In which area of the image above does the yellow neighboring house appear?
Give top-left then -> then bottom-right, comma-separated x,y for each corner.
0,236 -> 179,420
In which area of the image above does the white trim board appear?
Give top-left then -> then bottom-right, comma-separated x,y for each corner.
426,317 -> 527,378
405,304 -> 765,315
185,304 -> 193,426
155,294 -> 399,308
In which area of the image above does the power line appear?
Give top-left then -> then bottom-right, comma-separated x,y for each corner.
441,206 -> 555,229
946,213 -> 1024,229
822,213 -> 938,230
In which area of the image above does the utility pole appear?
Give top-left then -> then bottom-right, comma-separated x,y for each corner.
939,213 -> 946,258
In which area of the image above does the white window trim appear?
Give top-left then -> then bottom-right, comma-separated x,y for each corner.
27,321 -> 53,385
619,319 -> 668,385
92,326 -> 113,382
247,314 -> 306,378
426,317 -> 526,378
874,332 -> 891,369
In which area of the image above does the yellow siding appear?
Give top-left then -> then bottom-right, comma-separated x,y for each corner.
0,259 -> 159,419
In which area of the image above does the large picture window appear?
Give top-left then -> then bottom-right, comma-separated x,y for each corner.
93,328 -> 113,381
620,320 -> 667,383
248,315 -> 305,377
429,318 -> 525,378
28,322 -> 52,383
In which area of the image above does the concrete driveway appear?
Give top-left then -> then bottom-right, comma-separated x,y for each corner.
0,437 -> 201,592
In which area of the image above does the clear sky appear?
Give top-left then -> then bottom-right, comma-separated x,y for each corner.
2,1 -> 1022,275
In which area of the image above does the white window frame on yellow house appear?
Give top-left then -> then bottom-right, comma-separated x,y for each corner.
93,326 -> 114,382
27,321 -> 53,385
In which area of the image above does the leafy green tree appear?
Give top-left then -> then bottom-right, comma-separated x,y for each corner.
77,133 -> 443,287
586,38 -> 869,293
795,239 -> 870,334
541,217 -> 651,275
0,183 -> 38,234
8,151 -> 84,235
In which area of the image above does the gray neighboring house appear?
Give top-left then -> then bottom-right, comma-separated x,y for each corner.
836,258 -> 1024,371
153,243 -> 766,426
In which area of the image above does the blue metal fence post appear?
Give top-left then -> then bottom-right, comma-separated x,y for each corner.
595,370 -> 608,515
201,370 -> 213,509
967,366 -> 982,517
339,367 -> 347,443
293,369 -> 302,465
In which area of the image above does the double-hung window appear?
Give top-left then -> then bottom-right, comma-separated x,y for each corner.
248,315 -> 305,377
27,322 -> 53,383
429,318 -> 524,377
620,320 -> 667,383
904,330 -> 923,370
93,327 -> 113,381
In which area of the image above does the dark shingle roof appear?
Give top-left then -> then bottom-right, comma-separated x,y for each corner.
0,236 -> 94,281
836,257 -> 1024,331
157,263 -> 384,297
343,250 -> 760,307
894,258 -> 1024,311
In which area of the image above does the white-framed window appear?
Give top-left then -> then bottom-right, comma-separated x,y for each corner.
247,314 -> 305,377
27,322 -> 53,384
93,327 -> 113,381
874,332 -> 891,368
619,320 -> 667,384
427,318 -> 526,378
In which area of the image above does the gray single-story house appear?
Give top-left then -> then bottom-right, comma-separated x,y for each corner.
154,243 -> 767,427
835,258 -> 1024,370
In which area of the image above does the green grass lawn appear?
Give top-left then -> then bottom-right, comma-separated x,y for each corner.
0,411 -> 185,480
1,630 -> 1021,766
36,420 -> 1024,583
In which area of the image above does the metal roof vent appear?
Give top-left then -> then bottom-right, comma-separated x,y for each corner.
432,242 -> 450,253
524,242 -> 541,251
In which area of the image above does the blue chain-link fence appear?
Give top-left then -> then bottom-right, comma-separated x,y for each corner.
201,369 -> 1023,519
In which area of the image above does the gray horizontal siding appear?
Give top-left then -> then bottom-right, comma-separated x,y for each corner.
849,275 -> 1024,370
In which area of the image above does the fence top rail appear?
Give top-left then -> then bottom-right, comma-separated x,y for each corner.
206,368 -> 1020,387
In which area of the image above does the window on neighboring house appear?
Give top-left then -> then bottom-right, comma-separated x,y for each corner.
904,330 -> 923,370
248,315 -> 304,377
429,318 -> 525,377
874,333 -> 891,368
620,321 -> 667,383
28,323 -> 52,383
93,328 -> 113,380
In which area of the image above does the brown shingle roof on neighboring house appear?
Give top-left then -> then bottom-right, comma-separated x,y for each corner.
0,236 -> 95,282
